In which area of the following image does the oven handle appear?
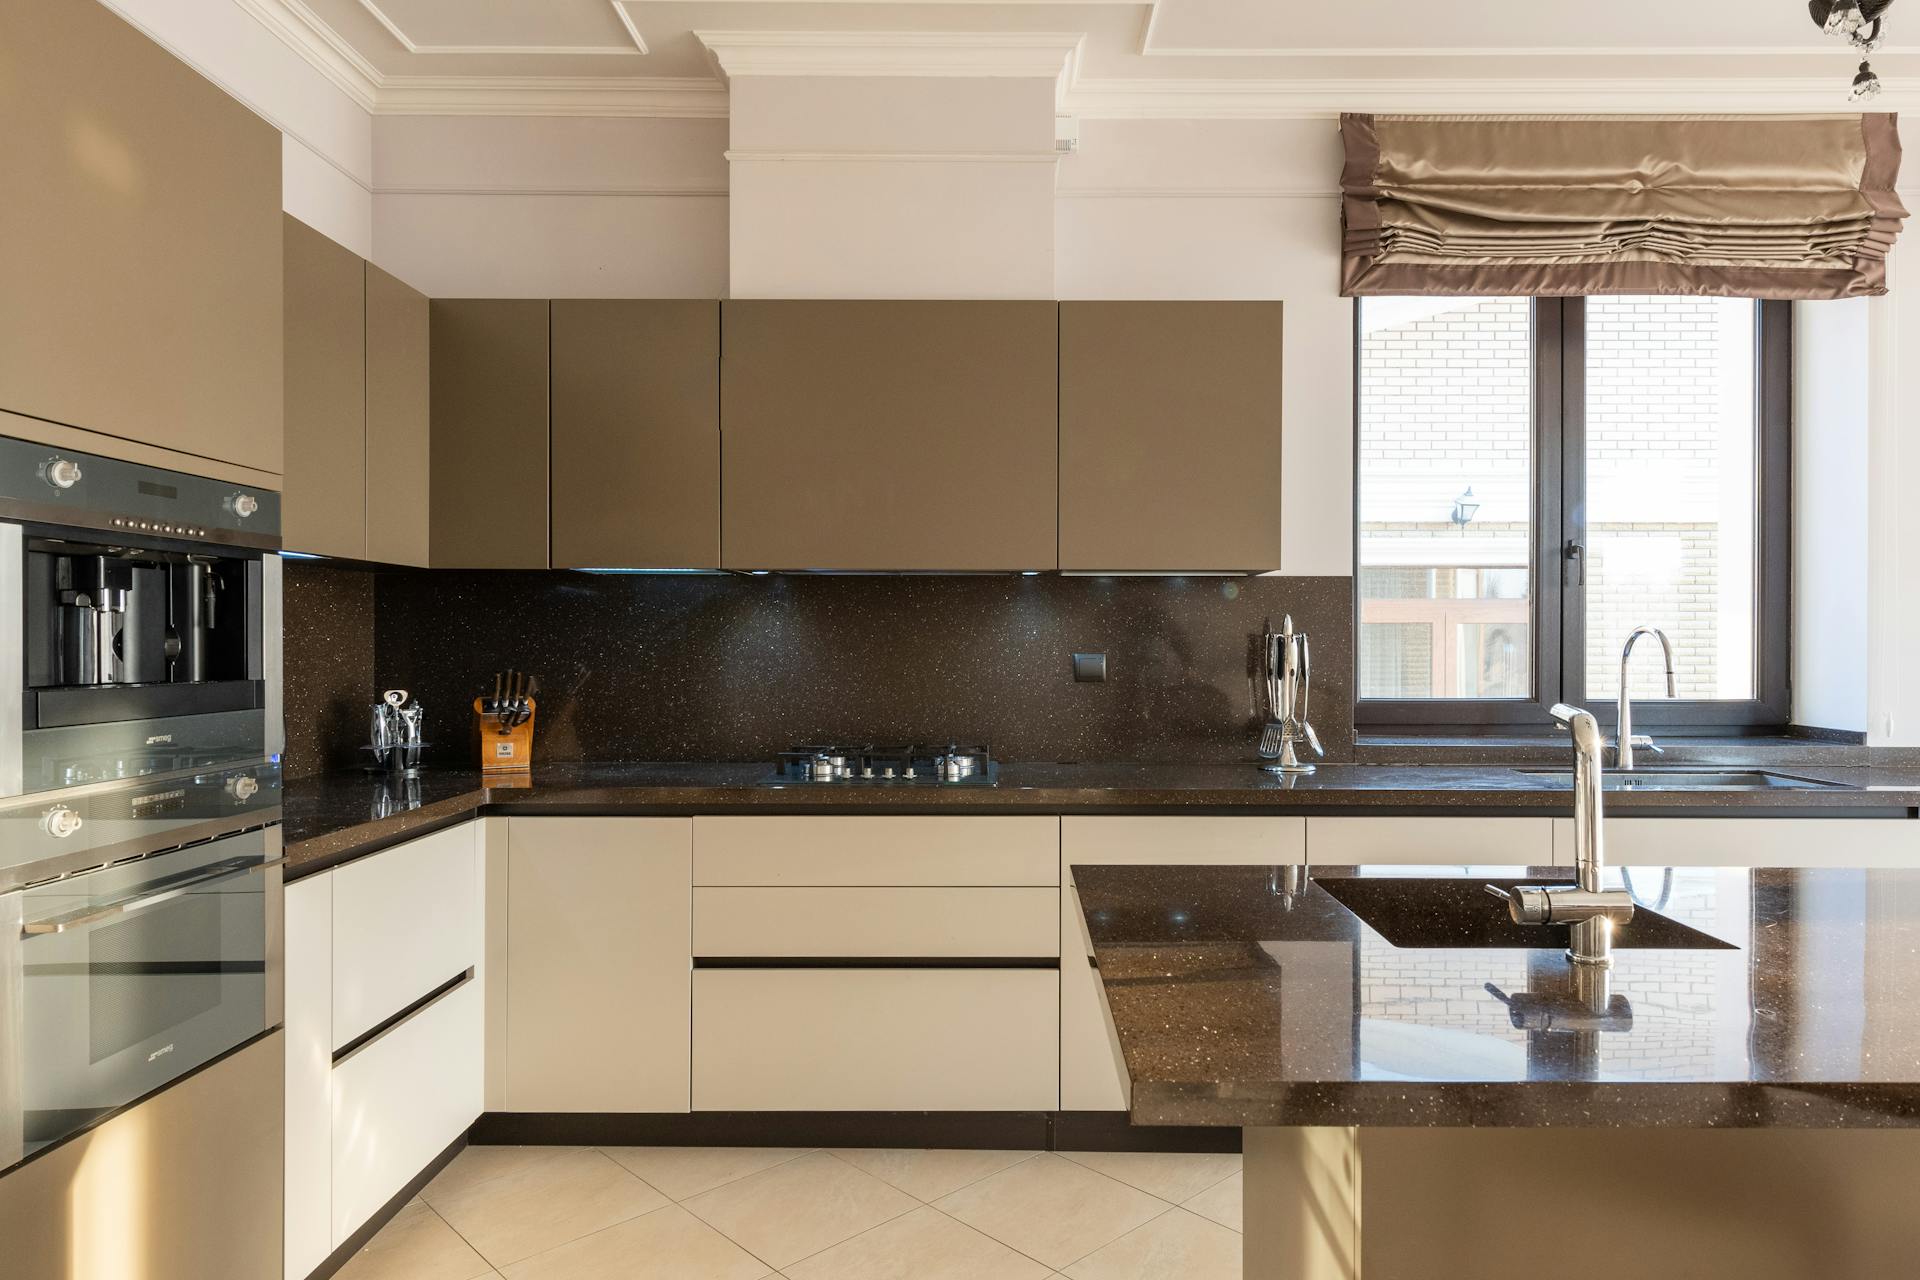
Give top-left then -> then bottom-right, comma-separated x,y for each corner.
21,856 -> 281,936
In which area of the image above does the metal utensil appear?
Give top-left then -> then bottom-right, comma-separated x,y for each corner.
1258,619 -> 1289,757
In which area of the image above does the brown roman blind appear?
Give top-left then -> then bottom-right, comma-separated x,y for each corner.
1340,113 -> 1908,299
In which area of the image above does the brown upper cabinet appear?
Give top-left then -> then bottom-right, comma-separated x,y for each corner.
430,301 -> 550,569
551,301 -> 720,570
283,217 -> 368,559
0,0 -> 282,477
365,265 -> 431,567
1058,302 -> 1284,573
720,301 -> 1059,572
282,222 -> 431,565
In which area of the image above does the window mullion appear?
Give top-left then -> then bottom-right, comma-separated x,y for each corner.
1558,297 -> 1587,712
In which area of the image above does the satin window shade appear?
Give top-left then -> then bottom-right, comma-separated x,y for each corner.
1340,114 -> 1908,299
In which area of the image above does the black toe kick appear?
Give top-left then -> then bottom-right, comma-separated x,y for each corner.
469,1110 -> 1240,1154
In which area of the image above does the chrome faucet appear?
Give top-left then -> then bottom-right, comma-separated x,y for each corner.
1615,626 -> 1677,770
1488,704 -> 1635,966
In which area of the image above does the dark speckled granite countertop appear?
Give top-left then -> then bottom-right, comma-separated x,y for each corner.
281,761 -> 1920,880
1076,862 -> 1920,1130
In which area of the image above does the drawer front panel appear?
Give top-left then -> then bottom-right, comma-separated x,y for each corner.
331,979 -> 482,1245
1060,815 -> 1304,880
693,887 -> 1059,958
1308,817 -> 1556,868
693,816 -> 1058,887
1575,817 -> 1920,867
692,968 -> 1059,1111
331,822 -> 479,1051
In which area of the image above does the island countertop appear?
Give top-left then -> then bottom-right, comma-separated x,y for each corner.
1073,862 -> 1920,1130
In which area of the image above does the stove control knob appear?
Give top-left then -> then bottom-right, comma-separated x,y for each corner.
227,492 -> 260,519
227,775 -> 260,802
44,458 -> 83,490
42,806 -> 83,839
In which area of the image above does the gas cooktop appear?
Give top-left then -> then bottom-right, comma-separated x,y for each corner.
773,744 -> 998,785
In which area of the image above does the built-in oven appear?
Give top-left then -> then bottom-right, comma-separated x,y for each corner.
0,824 -> 282,1172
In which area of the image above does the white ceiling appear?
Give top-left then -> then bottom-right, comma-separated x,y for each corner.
271,0 -> 1920,113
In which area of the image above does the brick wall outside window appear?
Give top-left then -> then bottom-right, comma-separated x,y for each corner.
1359,297 -> 1752,702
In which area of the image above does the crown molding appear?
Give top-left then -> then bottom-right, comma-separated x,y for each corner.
232,0 -> 380,110
1140,43 -> 1920,58
373,75 -> 728,117
1065,75 -> 1920,117
357,0 -> 646,55
726,147 -> 1060,163
695,29 -> 1084,81
227,0 -> 1920,124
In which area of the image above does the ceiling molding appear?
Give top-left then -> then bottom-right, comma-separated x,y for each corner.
725,147 -> 1061,163
373,75 -> 729,117
1056,186 -> 1337,198
377,182 -> 727,197
696,29 -> 1085,80
356,0 -> 645,55
231,0 -> 380,110
1139,43 -> 1920,58
1064,76 -> 1920,117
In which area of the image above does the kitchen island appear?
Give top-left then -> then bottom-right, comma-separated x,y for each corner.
1074,862 -> 1920,1280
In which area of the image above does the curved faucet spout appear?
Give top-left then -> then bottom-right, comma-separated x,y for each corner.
1617,627 -> 1677,770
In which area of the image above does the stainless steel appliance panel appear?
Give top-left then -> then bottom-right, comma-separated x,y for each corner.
3,825 -> 281,1172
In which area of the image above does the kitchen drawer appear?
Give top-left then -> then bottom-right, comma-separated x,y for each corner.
1061,815 -> 1304,880
693,816 -> 1058,887
332,978 -> 482,1246
692,968 -> 1059,1111
693,887 -> 1059,958
1308,817 -> 1556,867
1567,817 -> 1920,867
331,822 -> 480,1051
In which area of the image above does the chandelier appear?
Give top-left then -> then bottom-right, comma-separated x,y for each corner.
1810,1 -> 1894,99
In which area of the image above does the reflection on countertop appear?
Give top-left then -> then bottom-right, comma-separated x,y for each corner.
281,759 -> 1920,881
1074,861 -> 1920,1130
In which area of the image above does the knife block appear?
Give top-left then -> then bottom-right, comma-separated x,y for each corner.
474,697 -> 536,774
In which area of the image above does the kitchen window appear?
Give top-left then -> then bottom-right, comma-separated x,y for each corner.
1355,296 -> 1790,732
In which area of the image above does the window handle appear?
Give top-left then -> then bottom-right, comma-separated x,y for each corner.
1564,540 -> 1585,588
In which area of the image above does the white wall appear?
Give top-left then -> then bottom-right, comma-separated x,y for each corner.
1794,298 -> 1871,733
371,116 -> 729,298
99,0 -> 374,255
1056,119 -> 1352,577
1867,246 -> 1920,746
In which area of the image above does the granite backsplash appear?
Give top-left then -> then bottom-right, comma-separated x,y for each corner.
284,570 -> 1356,769
283,561 -> 376,779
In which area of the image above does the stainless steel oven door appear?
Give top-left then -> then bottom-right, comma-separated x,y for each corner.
0,824 -> 281,1172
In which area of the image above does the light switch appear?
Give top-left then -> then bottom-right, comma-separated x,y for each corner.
1072,652 -> 1107,683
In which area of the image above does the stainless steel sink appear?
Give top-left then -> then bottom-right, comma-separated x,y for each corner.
1516,768 -> 1843,792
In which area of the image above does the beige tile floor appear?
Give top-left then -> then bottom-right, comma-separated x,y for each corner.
335,1145 -> 1244,1280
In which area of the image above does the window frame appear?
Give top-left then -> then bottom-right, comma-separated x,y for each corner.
1353,296 -> 1792,736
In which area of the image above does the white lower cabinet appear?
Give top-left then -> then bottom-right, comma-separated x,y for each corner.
330,822 -> 481,1050
1570,816 -> 1920,867
1060,816 -> 1304,1112
332,979 -> 483,1242
503,817 -> 692,1112
692,968 -> 1059,1111
1307,816 -> 1559,867
283,873 -> 334,1280
283,822 -> 486,1279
